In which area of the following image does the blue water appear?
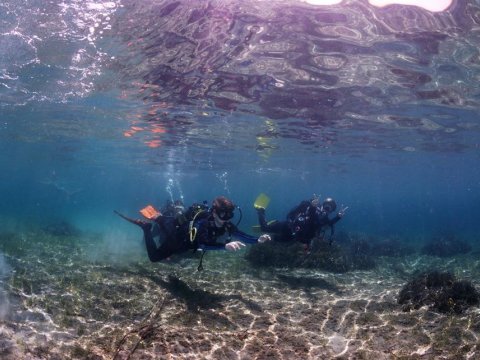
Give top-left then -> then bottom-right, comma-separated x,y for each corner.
1,0 -> 480,242
2,1 -> 480,358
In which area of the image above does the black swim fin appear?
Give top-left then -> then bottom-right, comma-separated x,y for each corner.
114,210 -> 151,230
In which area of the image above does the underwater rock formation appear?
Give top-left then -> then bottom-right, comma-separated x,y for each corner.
339,237 -> 376,270
245,238 -> 375,273
245,242 -> 306,268
421,234 -> 472,257
398,271 -> 479,314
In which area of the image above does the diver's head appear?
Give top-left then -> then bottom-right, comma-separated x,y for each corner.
173,199 -> 184,212
212,196 -> 235,223
322,198 -> 337,213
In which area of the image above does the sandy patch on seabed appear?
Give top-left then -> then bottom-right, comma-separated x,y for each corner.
1,231 -> 480,359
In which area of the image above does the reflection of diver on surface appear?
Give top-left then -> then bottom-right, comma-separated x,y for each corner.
115,196 -> 271,270
255,194 -> 347,247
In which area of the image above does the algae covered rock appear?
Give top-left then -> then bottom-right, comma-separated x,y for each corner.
244,241 -> 307,268
398,271 -> 479,314
245,238 -> 375,273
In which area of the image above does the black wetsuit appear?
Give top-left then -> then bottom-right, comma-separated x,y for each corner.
143,212 -> 258,262
258,201 -> 342,244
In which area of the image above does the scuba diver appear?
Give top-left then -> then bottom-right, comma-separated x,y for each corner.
255,195 -> 347,246
160,199 -> 185,218
115,196 -> 271,269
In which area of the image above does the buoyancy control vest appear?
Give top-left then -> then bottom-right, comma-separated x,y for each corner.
287,201 -> 318,243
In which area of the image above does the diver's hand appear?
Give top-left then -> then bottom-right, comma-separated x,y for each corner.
225,241 -> 246,251
338,205 -> 349,218
257,234 -> 272,243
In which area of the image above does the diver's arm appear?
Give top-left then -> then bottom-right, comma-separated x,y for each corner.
232,229 -> 270,244
195,223 -> 251,251
198,231 -> 268,250
232,229 -> 257,244
198,241 -> 247,251
198,243 -> 229,251
329,205 -> 348,225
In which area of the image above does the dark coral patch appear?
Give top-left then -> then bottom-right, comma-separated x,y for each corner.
398,271 -> 479,314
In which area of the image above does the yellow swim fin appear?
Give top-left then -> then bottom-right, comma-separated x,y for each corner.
254,193 -> 270,209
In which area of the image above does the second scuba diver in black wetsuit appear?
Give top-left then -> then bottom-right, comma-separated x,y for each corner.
256,196 -> 347,246
116,196 -> 271,265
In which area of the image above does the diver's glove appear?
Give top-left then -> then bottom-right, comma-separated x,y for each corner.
338,205 -> 349,218
225,241 -> 246,251
311,193 -> 320,207
257,234 -> 272,243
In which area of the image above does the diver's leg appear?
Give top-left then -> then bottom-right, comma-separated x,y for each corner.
257,207 -> 269,231
145,217 -> 185,262
145,235 -> 168,262
114,210 -> 168,262
144,225 -> 175,262
257,208 -> 287,233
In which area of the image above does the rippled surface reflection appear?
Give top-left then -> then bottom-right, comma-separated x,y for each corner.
107,0 -> 480,156
1,0 -> 479,162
